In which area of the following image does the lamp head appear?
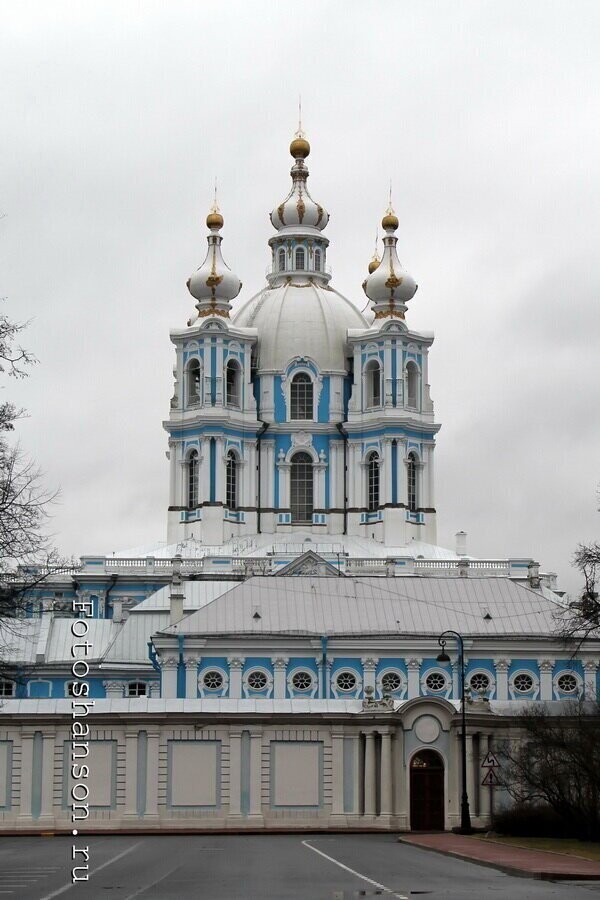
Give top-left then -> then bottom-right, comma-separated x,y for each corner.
436,649 -> 451,663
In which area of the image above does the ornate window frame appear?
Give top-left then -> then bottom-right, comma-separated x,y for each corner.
376,667 -> 407,700
186,448 -> 200,509
421,667 -> 452,699
286,666 -> 318,698
365,450 -> 381,512
553,669 -> 582,698
185,356 -> 203,408
467,668 -> 496,699
405,449 -> 421,512
363,358 -> 383,409
198,665 -> 229,698
405,359 -> 421,410
331,668 -> 363,699
224,357 -> 242,408
276,433 -> 327,517
509,668 -> 540,700
26,679 -> 52,698
281,359 -> 323,422
242,666 -> 274,698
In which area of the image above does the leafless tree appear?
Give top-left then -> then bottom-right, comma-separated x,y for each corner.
497,701 -> 600,841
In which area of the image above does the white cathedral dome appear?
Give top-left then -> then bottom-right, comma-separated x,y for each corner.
232,281 -> 369,372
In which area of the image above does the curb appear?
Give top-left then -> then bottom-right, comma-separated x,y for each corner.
397,837 -> 600,882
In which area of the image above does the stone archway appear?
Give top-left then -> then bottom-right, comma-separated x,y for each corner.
410,748 -> 444,831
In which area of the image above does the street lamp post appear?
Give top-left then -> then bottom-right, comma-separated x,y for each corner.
437,629 -> 473,834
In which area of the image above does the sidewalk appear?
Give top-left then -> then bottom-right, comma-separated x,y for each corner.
398,833 -> 600,880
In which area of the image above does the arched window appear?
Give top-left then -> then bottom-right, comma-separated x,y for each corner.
187,358 -> 201,405
367,452 -> 380,511
295,247 -> 305,270
406,361 -> 419,409
225,360 -> 241,407
290,372 -> 313,420
407,452 -> 418,512
290,452 -> 313,523
188,450 -> 199,508
365,360 -> 381,408
226,451 -> 238,510
278,248 -> 286,272
314,249 -> 321,272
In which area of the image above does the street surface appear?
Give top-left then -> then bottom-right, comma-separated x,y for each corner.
0,834 -> 598,899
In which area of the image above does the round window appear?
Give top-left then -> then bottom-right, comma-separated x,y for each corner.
336,671 -> 357,692
247,670 -> 268,691
381,672 -> 403,693
203,670 -> 224,690
513,673 -> 534,693
470,673 -> 490,693
425,672 -> 447,692
557,673 -> 578,694
291,671 -> 313,692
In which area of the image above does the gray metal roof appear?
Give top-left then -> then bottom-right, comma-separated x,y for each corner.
160,576 -> 566,639
133,580 -> 239,611
103,612 -> 168,664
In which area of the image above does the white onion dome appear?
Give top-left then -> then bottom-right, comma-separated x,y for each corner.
269,133 -> 329,232
362,206 -> 417,321
186,205 -> 242,319
232,282 -> 369,373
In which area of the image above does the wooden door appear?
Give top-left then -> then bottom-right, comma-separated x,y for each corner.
410,750 -> 444,831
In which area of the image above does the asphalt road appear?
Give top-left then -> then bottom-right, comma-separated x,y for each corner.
0,834 -> 598,900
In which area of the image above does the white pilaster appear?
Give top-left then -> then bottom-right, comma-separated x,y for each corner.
407,658 -> 422,699
380,730 -> 393,817
363,731 -> 376,818
272,657 -> 288,698
539,659 -> 555,701
228,657 -> 245,698
184,656 -> 199,699
584,661 -> 598,700
331,730 -> 345,818
145,731 -> 160,818
494,659 -> 511,701
160,657 -> 179,699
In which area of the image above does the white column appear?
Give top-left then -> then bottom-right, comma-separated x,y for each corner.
124,731 -> 139,817
329,441 -> 339,510
245,441 -> 256,509
199,439 -> 210,506
272,657 -> 288,698
215,436 -> 225,503
363,731 -> 376,818
361,657 -> 378,697
584,661 -> 598,700
264,442 -> 274,508
427,444 -> 435,509
103,680 -> 125,699
407,658 -> 422,699
145,731 -> 160,818
228,657 -> 245,698
160,657 -> 179,699
380,731 -> 393,817
479,733 -> 491,823
168,440 -> 177,507
184,656 -> 199,699
382,439 -> 392,505
466,732 -> 476,816
494,659 -> 511,701
229,731 -> 242,818
331,730 -> 345,817
384,342 -> 393,407
248,730 -> 263,820
39,732 -> 55,820
539,659 -> 555,700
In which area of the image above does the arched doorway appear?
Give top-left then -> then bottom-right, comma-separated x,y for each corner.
410,749 -> 444,831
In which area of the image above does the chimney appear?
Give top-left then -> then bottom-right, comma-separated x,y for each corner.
528,561 -> 541,590
112,598 -> 124,623
455,531 -> 467,557
170,554 -> 184,625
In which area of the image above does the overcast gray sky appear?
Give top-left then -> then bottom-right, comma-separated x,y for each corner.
1,0 -> 598,596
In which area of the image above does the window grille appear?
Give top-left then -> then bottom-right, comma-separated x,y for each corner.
335,671 -> 357,692
203,671 -> 224,690
290,452 -> 313,523
188,451 -> 199,508
295,247 -> 305,270
247,671 -> 268,691
226,451 -> 238,510
290,372 -> 313,420
187,359 -> 201,405
291,671 -> 313,692
557,673 -> 577,693
513,673 -> 534,693
381,671 -> 403,693
469,673 -> 490,693
407,452 -> 417,511
425,672 -> 447,692
278,248 -> 286,272
365,361 -> 381,407
367,452 -> 379,511
226,361 -> 240,407
314,249 -> 321,272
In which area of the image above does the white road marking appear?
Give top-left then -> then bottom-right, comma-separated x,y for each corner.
38,841 -> 144,900
302,840 -> 409,899
123,865 -> 180,899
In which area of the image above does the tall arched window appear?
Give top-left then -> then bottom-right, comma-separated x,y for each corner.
226,451 -> 238,510
295,247 -> 305,270
406,362 -> 419,409
290,452 -> 313,523
278,248 -> 286,272
290,372 -> 313,420
187,358 -> 201,405
188,450 -> 199,508
407,452 -> 418,512
314,249 -> 321,272
365,360 -> 381,408
367,452 -> 380,511
225,360 -> 241,407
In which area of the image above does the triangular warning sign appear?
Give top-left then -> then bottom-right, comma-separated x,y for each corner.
481,750 -> 500,768
481,769 -> 501,787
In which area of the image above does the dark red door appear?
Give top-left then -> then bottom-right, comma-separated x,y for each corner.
410,750 -> 444,830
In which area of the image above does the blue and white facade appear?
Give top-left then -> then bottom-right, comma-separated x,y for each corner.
1,131 -> 597,834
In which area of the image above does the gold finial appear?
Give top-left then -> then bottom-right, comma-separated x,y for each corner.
368,228 -> 381,273
206,178 -> 224,230
382,181 -> 399,231
290,96 -> 310,158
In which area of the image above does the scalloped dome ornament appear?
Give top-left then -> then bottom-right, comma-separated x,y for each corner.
362,202 -> 417,324
187,201 -> 242,321
269,128 -> 330,232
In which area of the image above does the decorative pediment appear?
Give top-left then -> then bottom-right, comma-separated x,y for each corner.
276,550 -> 341,577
